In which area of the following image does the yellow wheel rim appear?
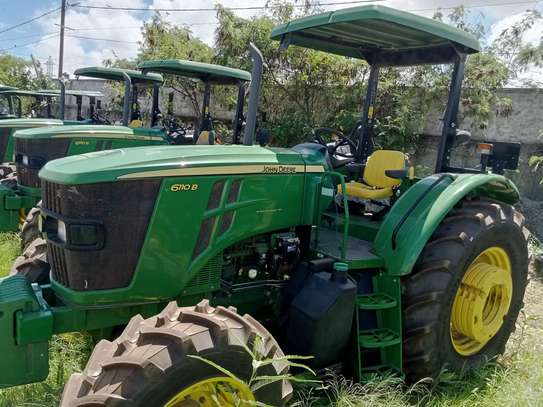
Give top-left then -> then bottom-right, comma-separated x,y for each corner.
18,208 -> 27,226
164,377 -> 256,407
450,246 -> 513,356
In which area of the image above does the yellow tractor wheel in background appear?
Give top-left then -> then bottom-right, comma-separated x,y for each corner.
402,198 -> 529,382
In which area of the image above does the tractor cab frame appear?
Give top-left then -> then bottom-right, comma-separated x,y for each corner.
138,59 -> 251,144
71,66 -> 164,126
271,5 -> 519,176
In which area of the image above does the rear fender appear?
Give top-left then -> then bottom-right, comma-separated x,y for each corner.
374,173 -> 519,276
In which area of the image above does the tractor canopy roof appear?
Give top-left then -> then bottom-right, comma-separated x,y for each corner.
0,89 -> 60,97
38,89 -> 105,98
73,67 -> 164,86
0,84 -> 16,92
270,5 -> 480,66
138,60 -> 251,85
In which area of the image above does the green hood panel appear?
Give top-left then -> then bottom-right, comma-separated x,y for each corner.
14,125 -> 165,141
0,118 -> 63,128
39,145 -> 314,185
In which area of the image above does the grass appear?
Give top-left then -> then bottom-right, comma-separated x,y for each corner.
0,233 -> 542,406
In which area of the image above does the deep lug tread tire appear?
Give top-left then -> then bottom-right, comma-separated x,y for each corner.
21,201 -> 41,252
0,164 -> 15,180
0,172 -> 17,189
402,197 -> 529,382
60,300 -> 293,407
10,237 -> 50,284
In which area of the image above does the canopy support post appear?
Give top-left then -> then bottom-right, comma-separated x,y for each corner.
435,53 -> 466,173
151,84 -> 160,127
233,83 -> 246,144
355,64 -> 379,162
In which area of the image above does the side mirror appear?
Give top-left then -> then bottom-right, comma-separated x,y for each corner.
455,129 -> 472,147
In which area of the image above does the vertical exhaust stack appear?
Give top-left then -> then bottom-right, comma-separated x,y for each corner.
56,78 -> 66,120
121,71 -> 132,127
243,43 -> 264,146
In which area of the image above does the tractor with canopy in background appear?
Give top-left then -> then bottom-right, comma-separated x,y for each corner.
0,88 -> 105,180
0,6 -> 529,406
8,61 -> 251,280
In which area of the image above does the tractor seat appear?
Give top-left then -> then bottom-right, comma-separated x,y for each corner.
337,150 -> 406,200
195,130 -> 215,145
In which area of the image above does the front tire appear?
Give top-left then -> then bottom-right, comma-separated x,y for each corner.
20,201 -> 41,252
402,198 -> 529,382
61,300 -> 292,406
10,237 -> 50,284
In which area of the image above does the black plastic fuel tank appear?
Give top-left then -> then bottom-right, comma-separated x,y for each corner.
283,267 -> 357,367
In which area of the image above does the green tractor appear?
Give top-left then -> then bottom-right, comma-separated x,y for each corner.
0,88 -> 105,182
0,62 -> 249,251
0,5 -> 529,406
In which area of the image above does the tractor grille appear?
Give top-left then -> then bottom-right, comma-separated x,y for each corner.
16,138 -> 70,188
42,179 -> 160,291
0,128 -> 11,161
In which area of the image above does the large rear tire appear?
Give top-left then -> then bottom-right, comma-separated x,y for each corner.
10,237 -> 50,284
402,198 -> 529,382
20,201 -> 41,252
60,300 -> 293,406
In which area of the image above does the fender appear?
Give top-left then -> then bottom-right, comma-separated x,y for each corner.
374,173 -> 519,277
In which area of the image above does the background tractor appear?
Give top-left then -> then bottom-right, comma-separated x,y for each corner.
8,61 -> 251,281
0,5 -> 530,407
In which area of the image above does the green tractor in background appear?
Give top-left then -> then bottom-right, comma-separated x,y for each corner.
0,88 -> 106,180
0,5 -> 529,406
1,62 -> 249,252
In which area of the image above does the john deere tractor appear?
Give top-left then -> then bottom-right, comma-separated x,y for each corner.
0,5 -> 529,407
0,62 -> 250,256
0,88 -> 107,179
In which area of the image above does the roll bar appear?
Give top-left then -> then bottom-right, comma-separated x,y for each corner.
243,43 -> 264,146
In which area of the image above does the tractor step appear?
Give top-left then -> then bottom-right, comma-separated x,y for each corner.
357,293 -> 397,310
359,328 -> 401,348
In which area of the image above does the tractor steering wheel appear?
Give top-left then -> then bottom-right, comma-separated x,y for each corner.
312,127 -> 357,158
91,110 -> 112,125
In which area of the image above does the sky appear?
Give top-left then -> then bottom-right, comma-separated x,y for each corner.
0,0 -> 541,80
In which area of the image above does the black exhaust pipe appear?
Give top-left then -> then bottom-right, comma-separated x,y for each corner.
243,43 -> 264,146
121,71 -> 132,126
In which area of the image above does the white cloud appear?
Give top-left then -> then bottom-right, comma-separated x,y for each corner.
33,0 -> 147,75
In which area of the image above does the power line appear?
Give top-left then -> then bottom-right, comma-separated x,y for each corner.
410,0 -> 540,12
0,33 -> 60,53
0,6 -> 61,35
73,0 -> 384,12
0,31 -> 59,42
65,34 -> 139,44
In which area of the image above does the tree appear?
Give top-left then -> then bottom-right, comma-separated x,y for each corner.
138,13 -> 214,122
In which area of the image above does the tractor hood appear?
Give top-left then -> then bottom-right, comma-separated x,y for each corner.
39,144 -> 324,185
14,124 -> 165,141
0,118 -> 63,128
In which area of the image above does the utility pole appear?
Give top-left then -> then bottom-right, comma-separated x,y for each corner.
58,0 -> 66,78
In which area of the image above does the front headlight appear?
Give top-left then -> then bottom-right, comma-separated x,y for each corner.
57,220 -> 67,243
21,155 -> 29,166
